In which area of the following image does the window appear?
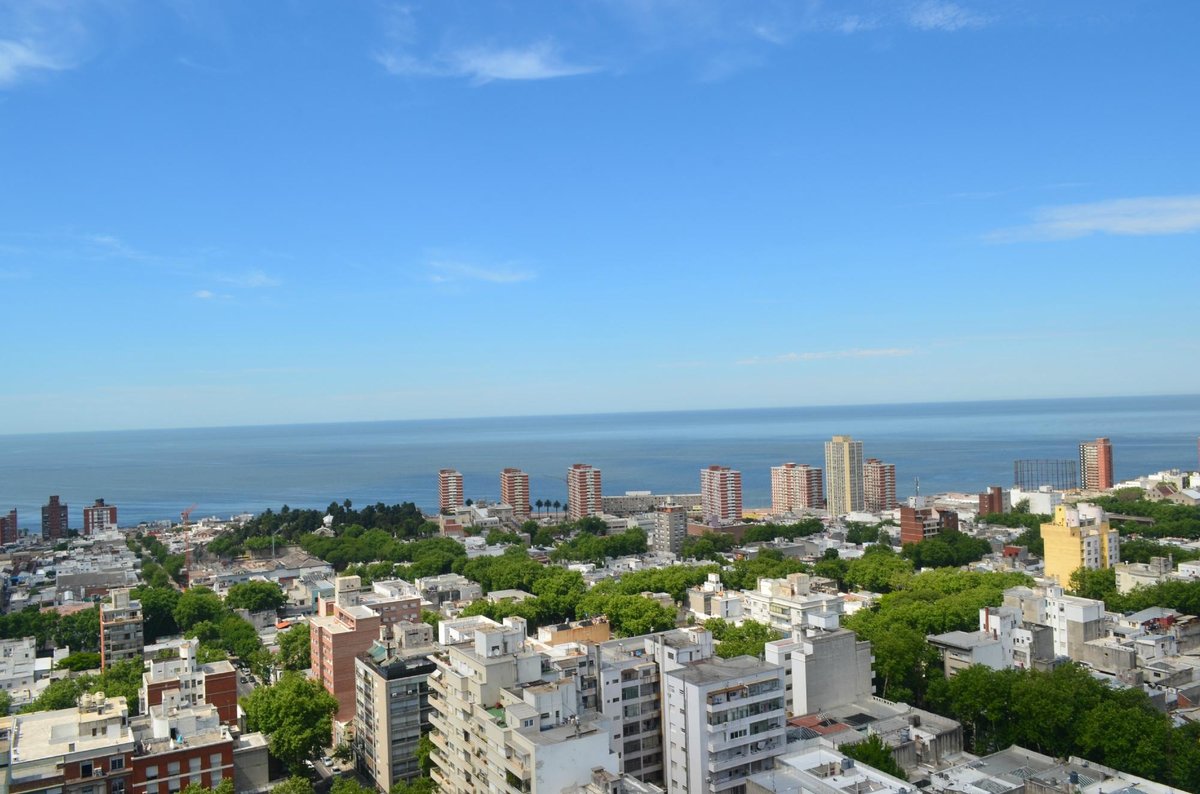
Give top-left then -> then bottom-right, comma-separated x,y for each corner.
189,758 -> 201,773
110,757 -> 125,770
146,784 -> 159,794
168,762 -> 180,776
210,754 -> 222,768
81,762 -> 94,776
146,766 -> 159,780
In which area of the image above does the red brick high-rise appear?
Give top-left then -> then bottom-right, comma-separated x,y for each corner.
566,463 -> 602,520
83,498 -> 118,534
770,463 -> 824,513
700,465 -> 743,524
41,495 -> 68,540
863,458 -> 897,512
438,469 -> 464,513
1079,438 -> 1114,491
0,509 -> 17,544
500,468 -> 530,520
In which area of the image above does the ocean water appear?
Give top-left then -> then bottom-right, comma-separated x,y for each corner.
0,395 -> 1197,527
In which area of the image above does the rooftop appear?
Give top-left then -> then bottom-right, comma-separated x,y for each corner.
667,654 -> 777,686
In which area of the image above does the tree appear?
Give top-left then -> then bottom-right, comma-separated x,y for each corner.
271,778 -> 316,794
56,651 -> 102,671
553,500 -> 561,514
390,779 -> 436,794
225,581 -> 287,613
134,586 -> 181,644
535,499 -> 544,515
842,735 -> 907,780
331,779 -> 374,794
415,732 -> 435,774
242,672 -> 338,773
52,608 -> 100,653
278,623 -> 312,670
0,690 -> 11,715
1068,566 -> 1118,601
704,619 -> 780,658
22,676 -> 91,713
174,587 -> 226,631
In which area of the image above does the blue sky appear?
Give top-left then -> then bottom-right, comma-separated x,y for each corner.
1,0 -> 1198,434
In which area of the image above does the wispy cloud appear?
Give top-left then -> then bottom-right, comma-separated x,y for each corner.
0,38 -> 71,86
907,1 -> 992,32
217,269 -> 282,288
737,348 -> 915,366
378,41 -> 597,84
428,260 -> 535,284
987,195 -> 1200,242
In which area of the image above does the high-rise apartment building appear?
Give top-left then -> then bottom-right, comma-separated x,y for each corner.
0,508 -> 17,544
309,575 -> 384,724
770,463 -> 824,514
567,463 -> 603,520
1042,504 -> 1119,585
83,498 -> 118,535
700,465 -> 743,524
1078,437 -> 1114,491
500,467 -> 531,520
652,503 -> 687,555
438,469 -> 464,513
41,494 -> 68,540
427,615 -> 617,794
100,588 -> 144,669
593,627 -> 716,787
764,614 -> 873,717
664,655 -> 788,793
354,627 -> 436,791
824,436 -> 864,515
863,458 -> 897,512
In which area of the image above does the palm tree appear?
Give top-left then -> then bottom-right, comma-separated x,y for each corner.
535,499 -> 544,516
553,500 -> 561,515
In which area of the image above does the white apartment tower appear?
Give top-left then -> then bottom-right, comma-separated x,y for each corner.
700,465 -> 743,524
427,615 -> 617,794
824,436 -> 864,515
438,469 -> 464,513
664,655 -> 788,793
568,463 -> 603,520
500,468 -> 531,520
770,463 -> 824,513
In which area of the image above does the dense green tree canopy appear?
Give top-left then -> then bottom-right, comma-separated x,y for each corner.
704,619 -> 780,658
242,672 -> 338,773
278,623 -> 311,671
224,581 -> 286,612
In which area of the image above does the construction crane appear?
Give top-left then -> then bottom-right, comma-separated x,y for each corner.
180,504 -> 198,587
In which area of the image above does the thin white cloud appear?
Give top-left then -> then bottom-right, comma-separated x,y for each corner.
218,269 -> 282,288
908,1 -> 991,32
428,261 -> 535,284
737,348 -> 914,366
0,38 -> 70,86
193,289 -> 216,299
378,41 -> 597,84
987,195 -> 1200,242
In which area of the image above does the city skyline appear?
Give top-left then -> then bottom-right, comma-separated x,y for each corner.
1,2 -> 1198,433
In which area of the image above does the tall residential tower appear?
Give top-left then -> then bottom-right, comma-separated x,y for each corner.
567,463 -> 603,520
700,465 -> 743,524
437,469 -> 464,513
770,463 -> 824,513
1079,437 -> 1114,491
824,436 -> 864,515
500,468 -> 531,520
863,458 -> 897,512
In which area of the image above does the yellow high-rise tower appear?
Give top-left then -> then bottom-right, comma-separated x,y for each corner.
1042,503 -> 1119,585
